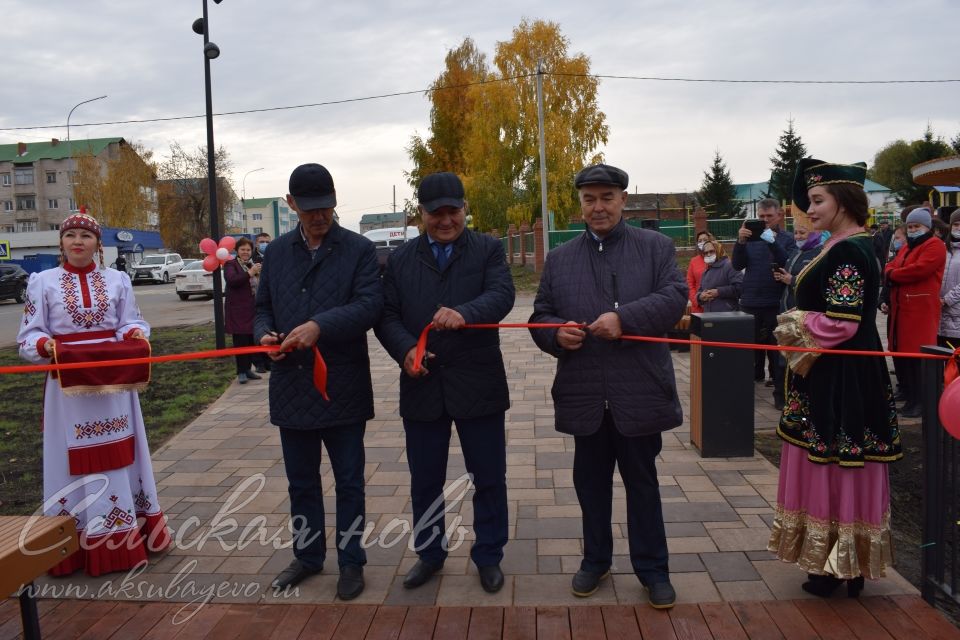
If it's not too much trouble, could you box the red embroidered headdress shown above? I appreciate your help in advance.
[60,206,102,239]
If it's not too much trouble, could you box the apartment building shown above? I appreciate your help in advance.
[242,197,296,237]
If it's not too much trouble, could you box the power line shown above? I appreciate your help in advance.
[2,70,958,134]
[0,73,536,133]
[553,72,960,85]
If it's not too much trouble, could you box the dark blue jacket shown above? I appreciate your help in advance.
[375,230,515,421]
[254,223,383,429]
[529,220,687,437]
[731,228,796,308]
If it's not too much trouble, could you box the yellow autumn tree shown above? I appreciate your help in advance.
[72,141,156,227]
[406,20,608,231]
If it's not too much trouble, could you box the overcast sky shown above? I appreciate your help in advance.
[3,0,958,231]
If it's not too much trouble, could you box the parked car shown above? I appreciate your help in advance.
[174,260,224,300]
[0,264,29,303]
[131,253,185,284]
[362,226,420,273]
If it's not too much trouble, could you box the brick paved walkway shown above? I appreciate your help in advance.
[29,295,917,608]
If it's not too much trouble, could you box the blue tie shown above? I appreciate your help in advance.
[435,243,449,269]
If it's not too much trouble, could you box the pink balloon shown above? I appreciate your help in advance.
[940,378,960,440]
[218,236,236,251]
[199,238,217,255]
[215,247,230,261]
[202,255,220,272]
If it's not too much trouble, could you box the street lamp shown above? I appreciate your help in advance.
[241,167,264,202]
[66,95,107,211]
[193,0,226,349]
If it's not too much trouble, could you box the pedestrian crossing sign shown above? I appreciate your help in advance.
[0,240,8,260]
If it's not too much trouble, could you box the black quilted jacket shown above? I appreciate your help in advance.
[254,223,383,429]
[375,230,515,421]
[529,221,687,436]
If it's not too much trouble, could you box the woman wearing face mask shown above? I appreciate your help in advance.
[687,231,713,313]
[774,226,824,312]
[224,237,264,383]
[695,240,742,312]
[939,210,960,348]
[16,210,170,576]
[883,208,946,418]
[769,159,901,599]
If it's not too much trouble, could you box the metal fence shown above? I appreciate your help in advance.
[920,345,959,610]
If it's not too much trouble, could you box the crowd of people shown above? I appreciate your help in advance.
[17,156,960,610]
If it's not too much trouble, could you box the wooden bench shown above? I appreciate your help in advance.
[0,515,78,640]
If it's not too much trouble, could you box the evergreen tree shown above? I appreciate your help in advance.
[768,118,807,203]
[697,150,740,218]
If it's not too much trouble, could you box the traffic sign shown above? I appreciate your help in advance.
[0,240,9,260]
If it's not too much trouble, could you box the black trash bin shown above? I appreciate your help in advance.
[689,312,755,457]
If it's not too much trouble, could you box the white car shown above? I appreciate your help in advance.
[175,260,224,300]
[132,253,185,284]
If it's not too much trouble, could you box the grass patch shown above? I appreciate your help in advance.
[0,323,235,515]
[511,265,542,295]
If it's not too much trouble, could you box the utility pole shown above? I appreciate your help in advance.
[536,60,550,255]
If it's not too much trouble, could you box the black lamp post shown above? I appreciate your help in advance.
[193,0,226,349]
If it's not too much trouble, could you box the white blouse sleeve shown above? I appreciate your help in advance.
[16,273,52,363]
[114,271,151,339]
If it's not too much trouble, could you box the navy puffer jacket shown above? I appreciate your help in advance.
[254,223,383,429]
[375,230,515,421]
[529,221,687,437]
[731,229,796,308]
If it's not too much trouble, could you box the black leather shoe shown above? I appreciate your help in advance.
[571,569,609,597]
[646,581,676,609]
[847,576,864,598]
[337,565,364,600]
[478,564,504,593]
[403,559,443,589]
[801,573,842,598]
[272,559,321,589]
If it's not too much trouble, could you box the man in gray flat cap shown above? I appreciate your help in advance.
[528,163,687,609]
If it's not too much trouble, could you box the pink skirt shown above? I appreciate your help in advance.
[767,442,893,579]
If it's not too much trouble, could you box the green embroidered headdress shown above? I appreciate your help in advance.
[792,158,867,211]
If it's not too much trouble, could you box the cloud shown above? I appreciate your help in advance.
[3,0,959,229]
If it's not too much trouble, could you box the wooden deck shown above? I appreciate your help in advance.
[1,595,957,639]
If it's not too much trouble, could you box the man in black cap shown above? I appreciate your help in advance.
[529,163,686,609]
[255,163,383,600]
[375,171,515,594]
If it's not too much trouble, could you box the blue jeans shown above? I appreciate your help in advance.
[574,412,669,585]
[403,412,508,567]
[278,423,366,570]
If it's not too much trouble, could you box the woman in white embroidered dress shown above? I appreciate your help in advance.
[17,211,170,577]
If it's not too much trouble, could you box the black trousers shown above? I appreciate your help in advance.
[278,423,367,570]
[896,357,921,408]
[403,411,508,567]
[231,333,254,374]
[741,305,780,381]
[573,412,669,585]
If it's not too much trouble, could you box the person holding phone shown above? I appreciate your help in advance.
[696,240,742,311]
[733,199,797,409]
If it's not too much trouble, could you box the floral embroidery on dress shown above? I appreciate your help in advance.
[60,270,109,328]
[834,431,862,458]
[825,263,863,309]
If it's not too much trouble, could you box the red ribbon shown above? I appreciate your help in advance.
[411,322,952,373]
[312,345,329,402]
[0,344,332,401]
